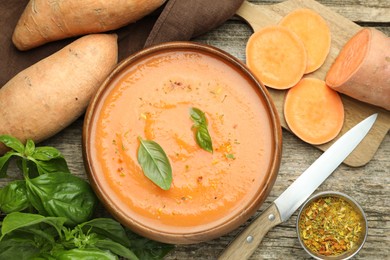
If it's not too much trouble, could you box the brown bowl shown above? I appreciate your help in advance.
[82,42,282,244]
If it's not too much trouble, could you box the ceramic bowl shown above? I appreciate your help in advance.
[82,42,282,244]
[297,191,368,260]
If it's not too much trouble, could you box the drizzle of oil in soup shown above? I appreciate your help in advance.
[91,50,274,233]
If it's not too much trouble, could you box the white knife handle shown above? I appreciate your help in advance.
[218,203,282,260]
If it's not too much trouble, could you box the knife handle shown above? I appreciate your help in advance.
[218,203,282,260]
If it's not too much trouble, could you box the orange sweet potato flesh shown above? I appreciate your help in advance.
[279,8,331,74]
[12,0,166,50]
[246,25,307,90]
[326,28,390,110]
[0,34,118,154]
[284,78,344,145]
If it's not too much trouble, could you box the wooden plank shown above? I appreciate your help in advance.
[249,0,390,23]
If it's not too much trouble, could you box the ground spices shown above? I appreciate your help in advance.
[298,195,364,256]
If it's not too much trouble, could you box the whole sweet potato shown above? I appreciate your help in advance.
[12,0,166,50]
[0,34,118,154]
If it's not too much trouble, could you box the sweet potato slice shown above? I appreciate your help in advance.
[0,34,118,154]
[284,78,344,145]
[12,0,166,50]
[246,25,307,90]
[326,28,390,110]
[279,8,331,74]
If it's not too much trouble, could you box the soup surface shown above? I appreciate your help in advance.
[89,48,274,233]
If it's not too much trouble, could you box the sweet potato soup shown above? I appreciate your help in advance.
[88,47,276,234]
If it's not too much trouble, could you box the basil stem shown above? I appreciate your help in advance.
[189,107,213,153]
[137,137,172,190]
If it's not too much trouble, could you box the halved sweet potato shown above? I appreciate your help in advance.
[326,28,390,110]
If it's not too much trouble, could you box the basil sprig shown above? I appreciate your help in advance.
[0,212,173,259]
[137,137,172,190]
[0,135,173,259]
[0,135,97,225]
[189,107,213,153]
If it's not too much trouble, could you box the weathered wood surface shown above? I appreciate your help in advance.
[249,0,390,23]
[1,0,389,259]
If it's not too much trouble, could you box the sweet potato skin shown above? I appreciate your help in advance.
[0,34,118,154]
[12,0,166,50]
[326,28,390,110]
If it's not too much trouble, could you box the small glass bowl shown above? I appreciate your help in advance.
[297,191,368,260]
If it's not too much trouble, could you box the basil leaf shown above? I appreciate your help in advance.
[189,107,213,153]
[20,226,57,245]
[33,146,63,161]
[0,214,62,258]
[189,107,207,126]
[137,137,172,190]
[125,229,174,260]
[24,139,35,157]
[95,239,139,260]
[0,180,30,213]
[0,212,66,240]
[79,218,172,259]
[79,218,131,246]
[0,151,16,178]
[54,248,118,260]
[26,172,97,226]
[0,135,24,154]
[0,236,42,259]
[34,157,70,175]
[195,124,213,153]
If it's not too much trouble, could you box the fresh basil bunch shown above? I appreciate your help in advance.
[0,135,97,225]
[0,212,173,259]
[0,135,173,259]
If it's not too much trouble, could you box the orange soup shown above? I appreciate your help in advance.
[87,46,278,235]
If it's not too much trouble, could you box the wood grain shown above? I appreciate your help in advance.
[249,0,390,23]
[0,0,388,259]
[236,0,390,167]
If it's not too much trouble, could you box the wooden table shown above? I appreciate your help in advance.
[3,0,389,259]
[167,1,389,259]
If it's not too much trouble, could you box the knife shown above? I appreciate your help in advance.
[218,113,378,260]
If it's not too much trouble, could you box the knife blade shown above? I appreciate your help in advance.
[218,113,378,260]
